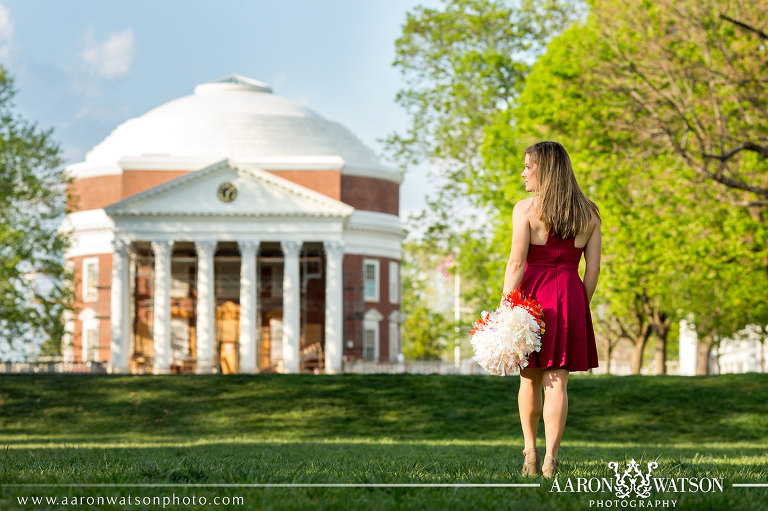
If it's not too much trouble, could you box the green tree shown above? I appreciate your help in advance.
[489,4,768,374]
[472,17,688,374]
[584,0,768,206]
[400,238,454,360]
[571,0,768,373]
[391,0,585,364]
[0,67,73,358]
[388,0,584,194]
[396,0,768,372]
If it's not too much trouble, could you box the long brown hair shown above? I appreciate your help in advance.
[525,141,600,239]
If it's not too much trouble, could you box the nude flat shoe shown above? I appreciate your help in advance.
[542,455,560,478]
[521,447,541,476]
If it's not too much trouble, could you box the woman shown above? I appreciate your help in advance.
[501,141,601,478]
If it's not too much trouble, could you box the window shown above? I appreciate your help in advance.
[362,309,383,361]
[82,257,99,302]
[84,324,100,362]
[388,261,399,304]
[363,259,379,302]
[363,327,377,361]
[389,320,399,361]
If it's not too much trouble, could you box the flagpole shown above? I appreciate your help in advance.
[454,247,461,369]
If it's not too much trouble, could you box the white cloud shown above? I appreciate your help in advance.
[0,3,13,60]
[80,27,134,79]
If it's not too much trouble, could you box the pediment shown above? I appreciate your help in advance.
[104,159,354,218]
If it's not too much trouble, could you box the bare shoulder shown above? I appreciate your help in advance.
[591,210,602,231]
[586,210,602,246]
[512,198,533,234]
[514,197,533,215]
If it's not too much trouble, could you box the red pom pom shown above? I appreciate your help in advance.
[501,289,546,335]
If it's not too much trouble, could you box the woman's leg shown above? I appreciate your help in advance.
[518,367,544,449]
[542,368,569,458]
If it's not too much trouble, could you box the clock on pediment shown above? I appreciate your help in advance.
[217,182,238,203]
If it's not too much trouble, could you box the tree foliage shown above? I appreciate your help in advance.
[500,6,768,373]
[391,0,585,359]
[400,239,453,360]
[0,67,73,358]
[388,0,584,179]
[585,0,768,205]
[392,0,768,373]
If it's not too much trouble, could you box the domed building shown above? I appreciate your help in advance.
[60,74,404,374]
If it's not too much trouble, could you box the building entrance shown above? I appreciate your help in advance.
[215,251,240,374]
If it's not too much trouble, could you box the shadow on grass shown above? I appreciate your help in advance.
[1,373,767,446]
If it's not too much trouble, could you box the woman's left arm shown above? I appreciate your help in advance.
[502,201,530,296]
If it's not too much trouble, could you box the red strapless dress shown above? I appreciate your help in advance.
[519,232,599,371]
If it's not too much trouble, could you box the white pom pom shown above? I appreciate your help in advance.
[470,304,543,376]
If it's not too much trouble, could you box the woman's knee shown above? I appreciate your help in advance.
[520,367,544,384]
[542,368,569,390]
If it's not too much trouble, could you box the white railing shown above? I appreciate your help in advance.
[342,359,630,376]
[0,361,106,374]
[342,359,485,375]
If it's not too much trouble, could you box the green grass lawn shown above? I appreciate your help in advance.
[1,373,767,510]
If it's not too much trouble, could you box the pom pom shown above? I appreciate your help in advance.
[468,289,545,376]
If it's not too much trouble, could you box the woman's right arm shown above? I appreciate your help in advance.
[501,200,530,296]
[582,216,601,304]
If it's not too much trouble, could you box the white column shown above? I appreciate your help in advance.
[323,241,344,374]
[281,240,301,374]
[110,238,131,373]
[127,251,136,366]
[151,240,174,374]
[195,240,217,374]
[679,313,697,376]
[239,240,259,374]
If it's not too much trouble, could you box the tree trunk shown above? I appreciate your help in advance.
[640,295,671,375]
[652,316,671,375]
[630,326,652,374]
[696,335,713,375]
[654,335,667,375]
[630,338,645,374]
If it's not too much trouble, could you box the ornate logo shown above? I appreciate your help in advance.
[217,182,238,203]
[607,458,658,499]
[549,456,723,508]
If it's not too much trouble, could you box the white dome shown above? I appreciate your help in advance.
[82,74,394,177]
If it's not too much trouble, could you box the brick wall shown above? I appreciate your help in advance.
[340,175,399,215]
[343,254,401,362]
[67,169,398,215]
[67,253,113,363]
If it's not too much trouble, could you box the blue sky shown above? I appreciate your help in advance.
[0,0,443,218]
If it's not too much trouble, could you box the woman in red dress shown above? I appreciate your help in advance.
[501,141,602,478]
